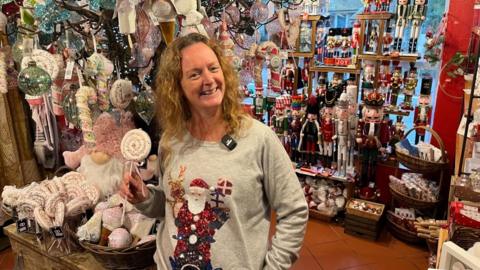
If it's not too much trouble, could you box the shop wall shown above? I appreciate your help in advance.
[432,0,475,172]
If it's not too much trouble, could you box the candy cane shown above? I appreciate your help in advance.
[85,53,113,111]
[75,86,97,148]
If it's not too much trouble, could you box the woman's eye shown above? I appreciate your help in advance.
[210,66,220,72]
[189,73,200,79]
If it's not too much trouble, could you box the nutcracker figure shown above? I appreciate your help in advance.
[347,86,359,174]
[389,115,405,155]
[330,73,344,98]
[356,91,390,186]
[351,21,361,57]
[383,26,393,54]
[253,91,266,121]
[363,0,374,13]
[362,81,375,101]
[320,90,336,164]
[379,60,392,96]
[346,76,358,104]
[414,76,432,143]
[393,0,410,52]
[334,93,350,176]
[381,0,391,11]
[315,20,326,64]
[375,0,382,11]
[302,60,310,88]
[316,76,328,110]
[299,21,312,52]
[401,64,417,110]
[408,0,428,53]
[290,109,303,161]
[326,28,336,59]
[363,61,375,83]
[281,58,295,93]
[340,28,352,58]
[299,96,322,165]
[389,65,402,108]
[367,25,379,52]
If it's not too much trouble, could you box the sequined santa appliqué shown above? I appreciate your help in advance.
[167,166,232,270]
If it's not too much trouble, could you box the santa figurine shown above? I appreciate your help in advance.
[170,178,231,270]
[414,75,432,143]
[299,95,322,165]
[356,91,390,187]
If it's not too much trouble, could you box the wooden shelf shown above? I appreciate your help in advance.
[356,12,394,20]
[289,51,315,58]
[310,65,360,74]
[384,108,411,116]
[358,53,419,62]
[295,168,351,183]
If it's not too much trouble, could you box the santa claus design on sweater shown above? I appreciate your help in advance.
[168,169,233,270]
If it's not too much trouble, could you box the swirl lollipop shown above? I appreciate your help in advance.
[121,129,151,197]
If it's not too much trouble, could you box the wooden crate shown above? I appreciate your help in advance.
[344,213,384,241]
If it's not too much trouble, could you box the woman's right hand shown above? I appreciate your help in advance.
[119,172,150,204]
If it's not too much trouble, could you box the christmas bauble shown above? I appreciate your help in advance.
[18,61,52,96]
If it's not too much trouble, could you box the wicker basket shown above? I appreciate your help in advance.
[450,225,480,251]
[389,183,439,209]
[386,212,423,244]
[346,199,385,221]
[309,208,336,221]
[79,240,156,270]
[395,126,448,173]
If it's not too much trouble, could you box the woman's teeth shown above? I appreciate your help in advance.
[200,88,217,96]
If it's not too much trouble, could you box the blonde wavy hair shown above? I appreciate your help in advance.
[155,33,250,168]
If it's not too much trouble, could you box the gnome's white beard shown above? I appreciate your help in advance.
[187,195,206,215]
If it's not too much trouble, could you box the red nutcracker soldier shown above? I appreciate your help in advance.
[340,28,352,59]
[351,21,361,56]
[299,96,322,165]
[302,60,310,88]
[414,76,432,143]
[356,91,390,187]
[375,0,382,12]
[281,58,295,94]
[320,90,336,165]
[383,26,394,54]
[325,28,336,63]
[379,60,392,96]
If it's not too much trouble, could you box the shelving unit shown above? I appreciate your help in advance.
[457,26,480,176]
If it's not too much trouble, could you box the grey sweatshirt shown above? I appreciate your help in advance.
[135,119,308,270]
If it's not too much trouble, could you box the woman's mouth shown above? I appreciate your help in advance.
[200,88,219,96]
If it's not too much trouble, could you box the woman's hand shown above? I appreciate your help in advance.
[119,172,150,204]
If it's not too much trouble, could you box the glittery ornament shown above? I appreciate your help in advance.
[17,61,52,96]
[134,88,156,125]
[266,19,282,35]
[2,1,19,16]
[34,0,70,34]
[239,69,253,86]
[57,29,85,53]
[225,5,240,25]
[250,0,268,23]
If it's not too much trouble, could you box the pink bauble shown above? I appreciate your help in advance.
[108,228,132,249]
[201,17,216,38]
[225,5,240,25]
[250,1,269,23]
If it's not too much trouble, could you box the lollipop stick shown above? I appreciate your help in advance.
[129,161,146,197]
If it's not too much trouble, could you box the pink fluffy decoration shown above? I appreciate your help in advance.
[92,112,135,160]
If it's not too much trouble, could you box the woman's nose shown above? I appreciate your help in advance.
[202,71,215,85]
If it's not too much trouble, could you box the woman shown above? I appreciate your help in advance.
[120,33,308,270]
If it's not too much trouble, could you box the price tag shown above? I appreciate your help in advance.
[64,61,75,80]
[50,226,65,239]
[16,219,28,233]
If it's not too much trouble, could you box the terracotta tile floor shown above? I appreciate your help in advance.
[0,219,429,270]
[291,219,430,270]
